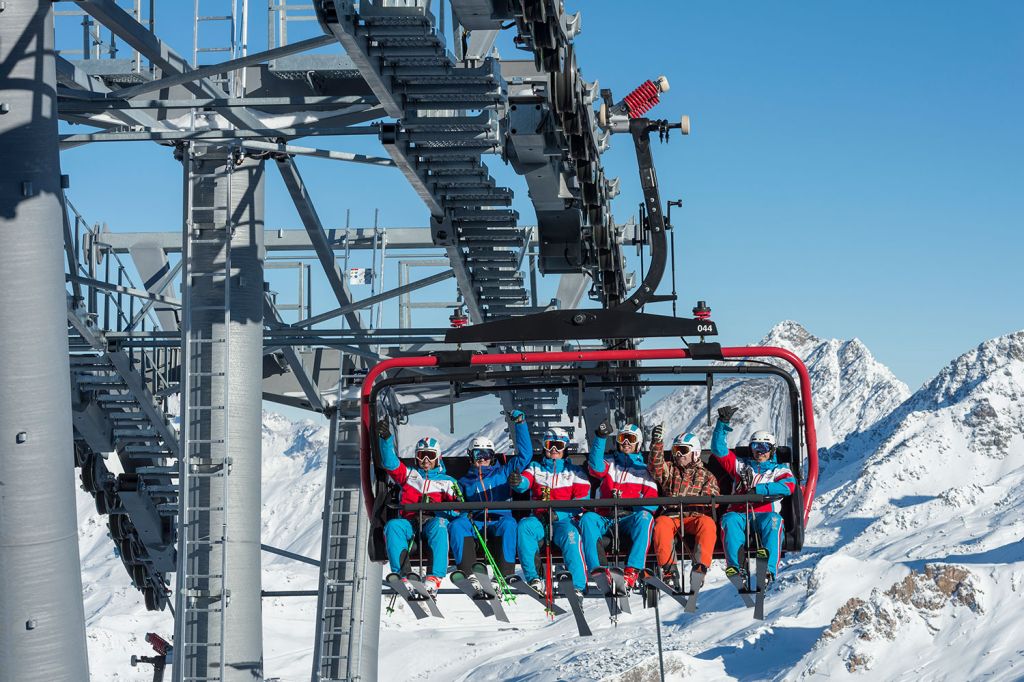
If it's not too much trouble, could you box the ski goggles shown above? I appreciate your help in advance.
[543,439,567,452]
[470,448,495,461]
[415,449,440,462]
[616,432,640,446]
[671,444,697,456]
[750,441,774,454]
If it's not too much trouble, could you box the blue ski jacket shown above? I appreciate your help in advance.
[457,421,532,520]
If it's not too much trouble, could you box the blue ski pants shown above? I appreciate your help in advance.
[385,516,450,579]
[517,515,588,590]
[449,512,518,565]
[580,510,654,571]
[721,511,785,576]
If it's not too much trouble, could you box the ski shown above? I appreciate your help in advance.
[404,573,444,618]
[384,573,430,620]
[472,563,510,623]
[590,568,620,623]
[727,571,755,608]
[606,567,632,614]
[685,569,705,613]
[449,570,495,618]
[754,554,769,620]
[557,573,592,637]
[641,572,688,610]
[507,576,567,616]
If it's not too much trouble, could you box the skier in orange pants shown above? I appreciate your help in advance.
[648,429,720,589]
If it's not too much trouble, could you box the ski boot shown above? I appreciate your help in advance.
[467,573,487,598]
[424,575,442,598]
[528,578,545,595]
[623,567,643,593]
[660,565,681,592]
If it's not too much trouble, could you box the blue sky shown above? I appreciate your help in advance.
[60,1,1023,405]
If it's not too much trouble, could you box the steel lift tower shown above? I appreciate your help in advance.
[0,1,90,678]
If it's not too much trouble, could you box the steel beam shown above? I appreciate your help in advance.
[275,156,364,330]
[0,3,90,678]
[108,35,337,100]
[59,125,379,148]
[291,269,454,329]
[98,227,448,253]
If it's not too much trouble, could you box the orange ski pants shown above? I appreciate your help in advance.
[652,514,716,569]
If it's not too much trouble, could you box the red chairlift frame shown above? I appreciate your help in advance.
[359,346,819,525]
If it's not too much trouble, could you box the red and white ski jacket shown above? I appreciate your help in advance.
[587,436,659,516]
[710,421,796,514]
[512,457,591,522]
[380,436,459,520]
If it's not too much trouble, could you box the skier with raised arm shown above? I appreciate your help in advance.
[648,429,720,590]
[711,405,796,590]
[378,420,460,597]
[510,427,592,596]
[581,421,659,591]
[449,409,533,593]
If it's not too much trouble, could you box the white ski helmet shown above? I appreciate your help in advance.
[749,430,776,454]
[468,436,496,458]
[617,423,643,448]
[671,432,701,455]
[543,427,570,448]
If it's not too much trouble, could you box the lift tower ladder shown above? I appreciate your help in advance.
[193,0,244,95]
[173,143,235,682]
[312,396,376,682]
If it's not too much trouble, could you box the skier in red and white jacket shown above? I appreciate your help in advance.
[378,420,459,596]
[581,422,660,589]
[711,405,797,589]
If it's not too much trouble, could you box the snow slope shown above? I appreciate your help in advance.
[80,326,1024,680]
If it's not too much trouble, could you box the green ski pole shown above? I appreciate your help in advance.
[453,482,517,604]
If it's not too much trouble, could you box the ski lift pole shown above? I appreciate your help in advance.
[653,587,666,682]
[667,199,682,318]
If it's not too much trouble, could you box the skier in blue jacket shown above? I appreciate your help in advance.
[711,405,797,589]
[449,409,533,579]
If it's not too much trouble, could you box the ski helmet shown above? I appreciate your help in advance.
[671,432,701,456]
[749,430,776,455]
[468,436,496,460]
[617,423,643,449]
[415,436,442,459]
[543,427,570,451]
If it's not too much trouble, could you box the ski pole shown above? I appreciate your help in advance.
[452,482,516,603]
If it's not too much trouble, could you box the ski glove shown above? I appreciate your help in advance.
[376,418,391,440]
[651,424,664,444]
[717,405,738,423]
[739,466,755,491]
[509,409,526,424]
[595,421,612,438]
[508,470,523,488]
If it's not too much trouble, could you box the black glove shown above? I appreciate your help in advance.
[509,409,526,424]
[508,470,523,488]
[651,424,664,444]
[376,418,391,440]
[595,421,612,438]
[717,405,738,423]
[739,466,754,491]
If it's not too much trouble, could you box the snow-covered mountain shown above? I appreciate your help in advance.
[80,326,1024,681]
[645,321,910,451]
